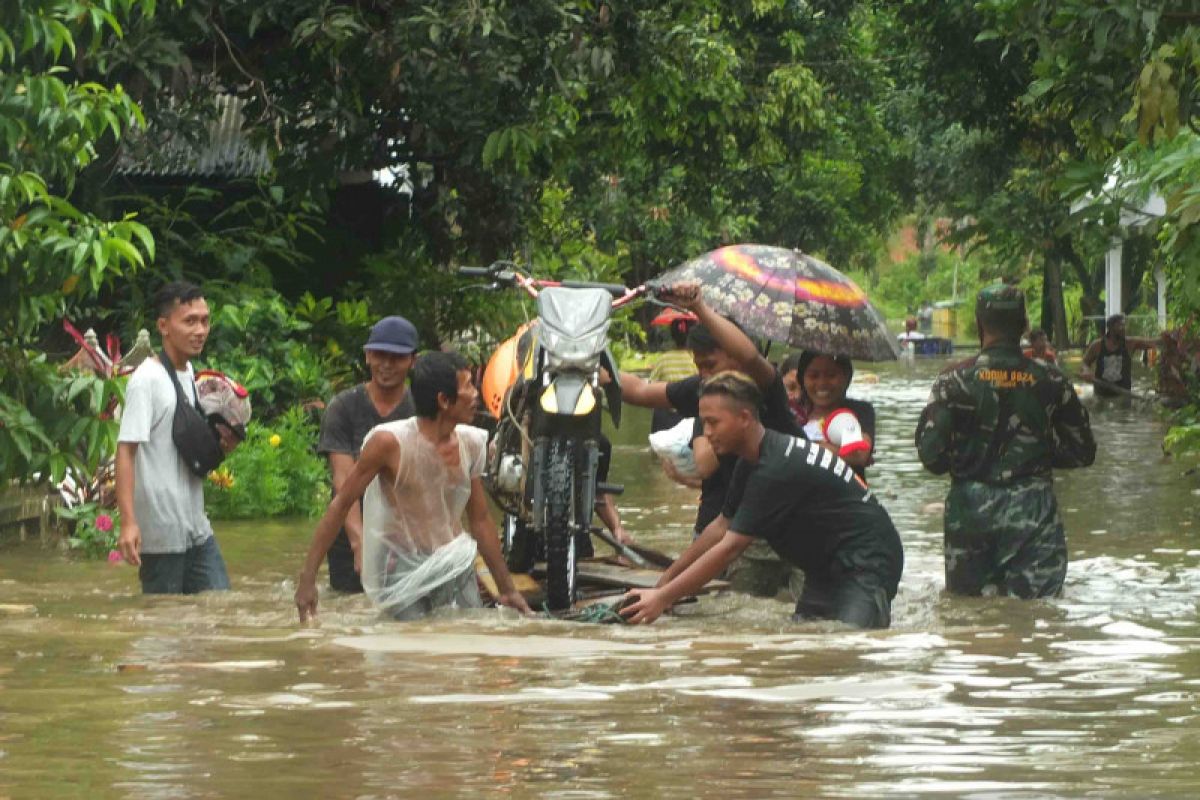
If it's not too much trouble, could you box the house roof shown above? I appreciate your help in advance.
[116,94,271,179]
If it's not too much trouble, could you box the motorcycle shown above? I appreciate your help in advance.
[458,262,651,610]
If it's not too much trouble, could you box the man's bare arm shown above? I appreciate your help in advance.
[328,452,365,571]
[660,457,703,489]
[295,433,397,621]
[666,284,776,388]
[466,478,532,613]
[624,530,754,623]
[691,435,720,479]
[114,442,141,566]
[656,514,731,587]
[617,371,674,409]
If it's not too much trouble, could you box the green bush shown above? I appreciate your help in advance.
[206,407,329,519]
[1164,422,1200,455]
[201,286,372,418]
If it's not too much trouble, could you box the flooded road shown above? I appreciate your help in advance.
[3,357,1200,798]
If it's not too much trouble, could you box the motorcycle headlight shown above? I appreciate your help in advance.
[542,328,607,371]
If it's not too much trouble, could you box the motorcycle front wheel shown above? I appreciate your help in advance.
[543,438,578,610]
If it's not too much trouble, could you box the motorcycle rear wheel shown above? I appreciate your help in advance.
[543,439,578,610]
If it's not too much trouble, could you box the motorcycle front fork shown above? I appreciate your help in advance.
[529,435,600,534]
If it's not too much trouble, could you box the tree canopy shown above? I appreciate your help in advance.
[4,0,1200,482]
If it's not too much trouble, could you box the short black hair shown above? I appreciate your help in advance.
[153,281,204,319]
[977,306,1027,342]
[699,371,761,419]
[686,316,744,355]
[1029,327,1048,342]
[1106,313,1126,332]
[410,350,469,418]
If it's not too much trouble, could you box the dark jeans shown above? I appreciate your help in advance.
[139,536,231,595]
[388,567,482,620]
[792,565,892,629]
[327,528,364,593]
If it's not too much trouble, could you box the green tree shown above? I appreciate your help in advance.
[96,2,910,311]
[1,0,155,484]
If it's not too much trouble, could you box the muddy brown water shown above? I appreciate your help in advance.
[3,357,1199,798]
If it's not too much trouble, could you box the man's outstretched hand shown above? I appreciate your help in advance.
[498,589,533,615]
[295,578,319,624]
[619,587,671,624]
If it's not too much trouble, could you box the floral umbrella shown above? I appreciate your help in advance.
[653,244,899,361]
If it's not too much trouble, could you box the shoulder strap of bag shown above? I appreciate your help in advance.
[160,351,201,412]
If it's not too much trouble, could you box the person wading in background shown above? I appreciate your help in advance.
[1081,314,1156,398]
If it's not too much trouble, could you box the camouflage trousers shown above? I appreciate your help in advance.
[726,538,805,600]
[944,478,1066,599]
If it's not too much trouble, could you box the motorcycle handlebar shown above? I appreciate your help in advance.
[559,279,630,296]
[457,263,643,299]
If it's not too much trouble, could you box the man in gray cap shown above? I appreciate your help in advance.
[915,284,1096,599]
[316,316,418,593]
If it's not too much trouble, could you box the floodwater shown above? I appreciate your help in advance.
[3,356,1200,798]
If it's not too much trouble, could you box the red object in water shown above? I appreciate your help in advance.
[650,308,699,327]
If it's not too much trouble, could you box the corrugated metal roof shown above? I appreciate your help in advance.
[117,94,271,179]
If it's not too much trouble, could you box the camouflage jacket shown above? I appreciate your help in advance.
[915,344,1096,485]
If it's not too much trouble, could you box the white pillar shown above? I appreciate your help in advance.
[1105,237,1123,320]
[1156,266,1167,330]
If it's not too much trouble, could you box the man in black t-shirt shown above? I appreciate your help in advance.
[316,316,418,592]
[620,284,803,597]
[621,372,903,629]
[1081,313,1157,398]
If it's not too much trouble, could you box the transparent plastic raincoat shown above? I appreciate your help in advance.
[360,418,489,618]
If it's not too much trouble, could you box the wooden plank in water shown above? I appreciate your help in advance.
[474,556,543,603]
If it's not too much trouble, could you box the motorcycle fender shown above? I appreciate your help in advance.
[600,347,622,428]
[540,374,595,416]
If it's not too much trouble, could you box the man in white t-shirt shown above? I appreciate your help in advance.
[115,282,238,594]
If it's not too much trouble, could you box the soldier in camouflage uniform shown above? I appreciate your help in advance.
[915,284,1096,598]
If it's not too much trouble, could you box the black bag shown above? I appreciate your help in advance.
[163,353,225,477]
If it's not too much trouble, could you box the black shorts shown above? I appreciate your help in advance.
[327,528,363,593]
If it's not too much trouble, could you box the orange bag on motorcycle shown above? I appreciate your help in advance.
[481,322,537,419]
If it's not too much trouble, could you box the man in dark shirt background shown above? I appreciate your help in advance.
[316,316,417,592]
[1081,313,1157,398]
[621,372,903,629]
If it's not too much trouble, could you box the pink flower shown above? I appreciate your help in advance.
[95,514,114,532]
[107,550,123,564]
